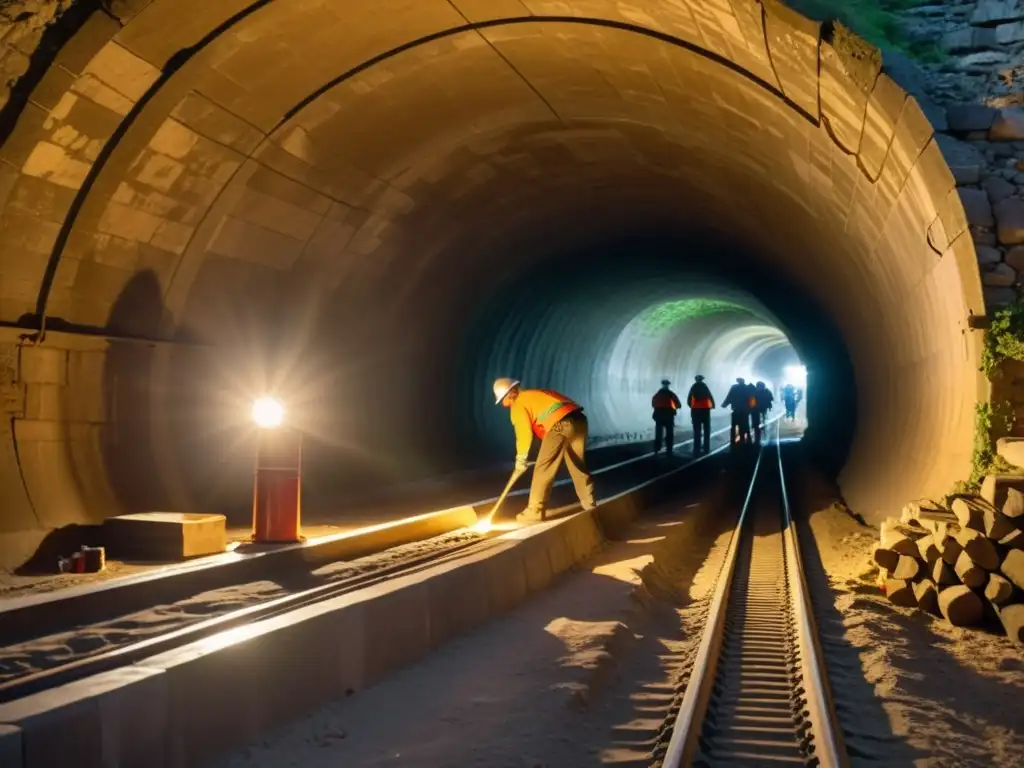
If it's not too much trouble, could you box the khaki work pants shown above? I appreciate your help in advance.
[528,411,595,514]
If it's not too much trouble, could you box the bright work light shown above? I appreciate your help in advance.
[252,397,284,428]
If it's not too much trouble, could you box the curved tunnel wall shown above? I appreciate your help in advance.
[0,0,988,567]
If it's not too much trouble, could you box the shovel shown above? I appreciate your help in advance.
[480,462,531,527]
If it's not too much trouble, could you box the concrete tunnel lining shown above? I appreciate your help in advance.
[0,0,988,569]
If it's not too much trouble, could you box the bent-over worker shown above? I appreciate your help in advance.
[493,378,596,523]
[651,379,683,456]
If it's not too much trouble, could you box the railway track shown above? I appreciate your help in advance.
[0,423,745,705]
[658,423,846,768]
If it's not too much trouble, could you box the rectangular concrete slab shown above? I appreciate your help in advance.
[103,511,227,560]
[0,666,166,768]
[0,725,22,768]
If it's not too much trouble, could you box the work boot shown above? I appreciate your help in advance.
[516,507,545,524]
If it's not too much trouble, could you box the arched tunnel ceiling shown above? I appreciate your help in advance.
[0,0,993,565]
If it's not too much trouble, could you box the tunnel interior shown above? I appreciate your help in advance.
[457,233,846,466]
[0,1,986,567]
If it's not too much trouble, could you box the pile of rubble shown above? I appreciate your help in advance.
[874,476,1024,644]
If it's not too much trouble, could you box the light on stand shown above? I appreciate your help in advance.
[250,397,302,544]
[252,397,284,428]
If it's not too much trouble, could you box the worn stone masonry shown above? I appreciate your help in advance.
[889,1,1024,443]
[886,1,1024,311]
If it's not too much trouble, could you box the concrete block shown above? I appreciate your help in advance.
[21,142,90,191]
[562,512,603,563]
[82,42,160,102]
[426,556,491,649]
[157,641,261,768]
[19,346,67,385]
[171,92,265,155]
[481,544,528,616]
[361,580,431,683]
[29,65,77,113]
[519,533,554,594]
[544,523,573,576]
[858,74,906,181]
[819,30,882,154]
[762,0,820,118]
[248,601,367,733]
[0,725,22,768]
[103,512,227,560]
[54,11,121,76]
[0,666,166,768]
[24,383,62,421]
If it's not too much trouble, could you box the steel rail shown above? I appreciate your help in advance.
[777,433,847,767]
[659,432,765,766]
[660,422,846,767]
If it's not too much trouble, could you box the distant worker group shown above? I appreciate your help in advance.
[657,376,778,454]
[490,373,800,525]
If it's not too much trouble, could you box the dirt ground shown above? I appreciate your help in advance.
[796,467,1024,767]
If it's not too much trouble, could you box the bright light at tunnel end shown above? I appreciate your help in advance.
[783,365,807,389]
[252,397,285,429]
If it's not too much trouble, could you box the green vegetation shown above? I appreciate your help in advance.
[950,403,1011,496]
[786,0,946,63]
[982,301,1024,379]
[948,302,1024,496]
[637,299,748,333]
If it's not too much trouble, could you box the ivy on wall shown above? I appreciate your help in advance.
[637,299,748,333]
[955,302,1024,494]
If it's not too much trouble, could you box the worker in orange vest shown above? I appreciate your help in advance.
[651,379,683,456]
[686,374,716,455]
[722,377,753,445]
[493,378,596,523]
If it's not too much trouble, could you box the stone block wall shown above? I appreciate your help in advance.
[906,0,1024,108]
[894,1,1024,446]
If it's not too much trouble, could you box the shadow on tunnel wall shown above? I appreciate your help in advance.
[101,270,175,516]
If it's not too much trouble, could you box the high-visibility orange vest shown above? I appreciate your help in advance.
[652,391,678,410]
[747,394,758,409]
[514,389,581,439]
[690,397,713,410]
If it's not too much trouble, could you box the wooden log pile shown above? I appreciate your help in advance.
[873,486,1024,645]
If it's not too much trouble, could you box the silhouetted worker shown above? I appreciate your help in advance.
[493,378,596,523]
[753,381,774,443]
[651,379,683,456]
[687,374,715,455]
[723,377,753,445]
[782,383,797,420]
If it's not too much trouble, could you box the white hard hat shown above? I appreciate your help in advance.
[493,377,520,404]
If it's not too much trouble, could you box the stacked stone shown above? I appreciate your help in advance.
[873,476,1024,644]
[884,2,1024,307]
[939,104,1024,307]
[926,0,1024,108]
